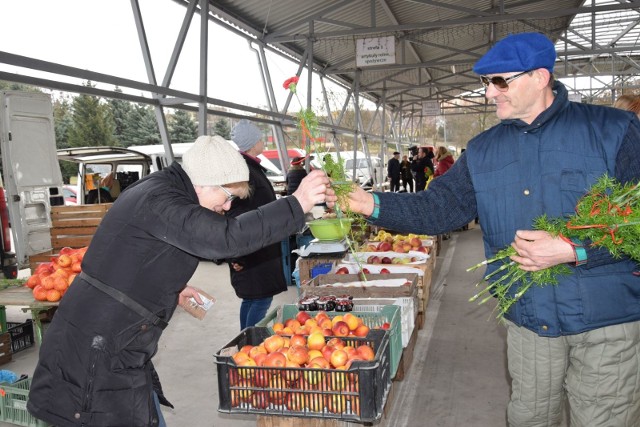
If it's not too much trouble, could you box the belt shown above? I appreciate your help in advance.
[79,272,168,330]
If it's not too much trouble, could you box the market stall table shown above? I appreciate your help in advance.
[0,285,58,345]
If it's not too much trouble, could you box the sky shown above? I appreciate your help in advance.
[0,0,328,110]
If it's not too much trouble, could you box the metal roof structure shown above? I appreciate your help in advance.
[2,0,640,166]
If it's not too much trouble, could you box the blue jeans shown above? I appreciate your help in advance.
[153,392,167,427]
[240,297,273,330]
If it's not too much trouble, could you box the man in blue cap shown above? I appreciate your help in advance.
[324,32,640,426]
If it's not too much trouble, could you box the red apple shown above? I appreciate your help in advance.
[335,267,350,274]
[381,257,392,264]
[378,242,392,252]
[361,268,370,274]
[296,310,311,325]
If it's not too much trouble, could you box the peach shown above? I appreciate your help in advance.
[284,318,301,330]
[263,335,285,353]
[253,352,267,367]
[327,337,345,350]
[343,313,360,331]
[308,356,330,369]
[353,324,370,337]
[307,331,325,351]
[232,351,249,365]
[296,311,312,325]
[249,345,267,360]
[263,351,287,368]
[290,334,307,347]
[330,349,348,368]
[287,345,309,366]
[308,349,323,361]
[320,344,335,362]
[356,344,375,361]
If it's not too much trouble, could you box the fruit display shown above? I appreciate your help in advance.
[26,247,87,302]
[222,323,390,419]
[272,310,371,338]
[366,231,432,254]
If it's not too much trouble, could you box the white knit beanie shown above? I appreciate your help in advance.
[231,119,262,152]
[182,135,249,186]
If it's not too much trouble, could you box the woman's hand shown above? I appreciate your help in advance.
[292,170,331,212]
[178,285,205,307]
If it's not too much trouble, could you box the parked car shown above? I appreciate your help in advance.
[63,185,78,205]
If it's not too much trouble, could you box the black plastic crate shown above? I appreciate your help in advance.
[214,327,391,423]
[7,320,35,354]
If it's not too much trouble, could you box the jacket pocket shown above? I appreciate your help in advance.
[110,318,163,371]
[578,269,640,324]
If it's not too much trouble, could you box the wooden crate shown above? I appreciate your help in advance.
[28,204,112,272]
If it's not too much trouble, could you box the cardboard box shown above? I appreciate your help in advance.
[297,255,342,283]
[300,273,419,300]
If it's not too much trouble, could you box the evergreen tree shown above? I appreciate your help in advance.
[169,109,198,143]
[107,88,133,146]
[67,82,116,147]
[124,104,161,146]
[212,118,231,139]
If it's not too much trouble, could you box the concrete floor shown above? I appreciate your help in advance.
[0,227,564,427]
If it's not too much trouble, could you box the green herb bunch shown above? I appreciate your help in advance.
[468,175,640,319]
[283,75,368,254]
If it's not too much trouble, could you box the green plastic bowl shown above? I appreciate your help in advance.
[307,218,353,241]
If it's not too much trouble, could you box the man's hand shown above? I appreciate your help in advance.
[325,184,375,217]
[231,262,244,272]
[510,230,576,271]
[292,170,331,212]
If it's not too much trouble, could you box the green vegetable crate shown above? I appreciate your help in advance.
[0,378,48,427]
[258,304,402,379]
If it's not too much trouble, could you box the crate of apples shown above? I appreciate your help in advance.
[25,247,87,302]
[215,324,391,422]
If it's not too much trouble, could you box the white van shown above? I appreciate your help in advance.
[312,151,385,189]
[57,141,286,205]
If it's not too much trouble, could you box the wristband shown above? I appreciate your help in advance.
[369,193,380,220]
[571,238,587,266]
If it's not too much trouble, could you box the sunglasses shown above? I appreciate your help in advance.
[480,70,532,91]
[217,185,237,203]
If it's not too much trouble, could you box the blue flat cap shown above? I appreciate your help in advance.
[473,32,556,75]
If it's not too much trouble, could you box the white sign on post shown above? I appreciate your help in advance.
[356,36,396,67]
[568,93,582,103]
[422,101,441,116]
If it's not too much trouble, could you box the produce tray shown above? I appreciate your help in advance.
[352,298,416,348]
[258,304,402,379]
[215,327,391,423]
[0,377,48,427]
[300,273,418,299]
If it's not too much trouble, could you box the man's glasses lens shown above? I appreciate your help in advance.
[218,186,237,202]
[480,70,531,91]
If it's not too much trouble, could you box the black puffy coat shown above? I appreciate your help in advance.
[226,154,287,299]
[27,162,305,427]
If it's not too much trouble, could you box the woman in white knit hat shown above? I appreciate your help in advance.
[27,135,330,427]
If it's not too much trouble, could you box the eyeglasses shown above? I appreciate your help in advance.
[217,186,237,203]
[480,70,532,92]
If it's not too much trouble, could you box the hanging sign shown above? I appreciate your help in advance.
[422,100,441,116]
[356,36,396,67]
[568,93,582,103]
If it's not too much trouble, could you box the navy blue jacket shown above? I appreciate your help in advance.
[369,82,640,336]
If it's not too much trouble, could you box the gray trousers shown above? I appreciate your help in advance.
[506,319,640,427]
